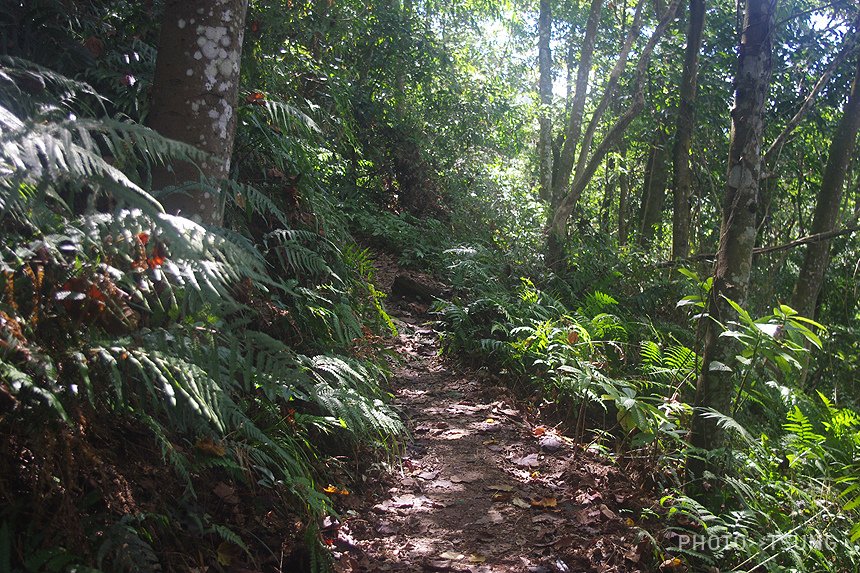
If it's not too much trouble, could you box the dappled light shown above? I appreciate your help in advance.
[1,0,859,572]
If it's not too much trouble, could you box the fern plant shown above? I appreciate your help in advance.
[0,59,404,572]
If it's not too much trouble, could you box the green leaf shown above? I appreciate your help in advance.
[723,296,754,326]
[708,361,732,372]
[677,295,704,308]
[776,304,798,317]
[789,315,826,331]
[844,494,860,512]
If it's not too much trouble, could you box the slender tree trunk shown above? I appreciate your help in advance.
[600,156,616,233]
[791,54,860,318]
[572,0,647,186]
[639,132,670,248]
[688,0,775,482]
[671,0,705,259]
[552,0,604,205]
[547,0,680,253]
[853,177,860,226]
[618,143,630,245]
[394,0,412,117]
[538,0,553,203]
[148,0,249,226]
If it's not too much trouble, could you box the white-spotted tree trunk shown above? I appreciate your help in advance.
[688,0,775,480]
[148,0,249,226]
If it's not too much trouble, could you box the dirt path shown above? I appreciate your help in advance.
[329,306,656,573]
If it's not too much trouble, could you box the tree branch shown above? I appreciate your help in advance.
[552,0,605,203]
[549,0,681,237]
[572,0,646,184]
[762,13,860,171]
[657,225,860,267]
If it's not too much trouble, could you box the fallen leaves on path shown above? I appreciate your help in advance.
[328,297,661,573]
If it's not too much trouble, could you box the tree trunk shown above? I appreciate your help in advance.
[394,0,413,117]
[671,0,705,259]
[638,132,670,248]
[571,0,647,187]
[791,54,860,318]
[546,0,679,253]
[600,155,616,233]
[552,0,604,205]
[618,143,630,246]
[148,0,249,226]
[537,0,553,203]
[688,0,775,482]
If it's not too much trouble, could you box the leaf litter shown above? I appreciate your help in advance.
[327,288,664,573]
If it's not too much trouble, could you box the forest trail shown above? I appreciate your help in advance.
[329,288,656,573]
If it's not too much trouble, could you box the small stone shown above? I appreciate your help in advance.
[513,453,540,468]
[538,435,564,452]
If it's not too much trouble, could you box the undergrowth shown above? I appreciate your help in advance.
[0,57,403,572]
[433,241,860,571]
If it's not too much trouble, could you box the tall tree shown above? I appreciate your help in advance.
[546,0,680,266]
[791,53,860,318]
[148,0,249,226]
[538,0,554,203]
[618,143,631,245]
[688,0,775,478]
[670,0,705,259]
[551,0,604,205]
[638,129,670,248]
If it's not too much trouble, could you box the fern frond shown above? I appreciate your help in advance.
[697,408,756,446]
[261,99,321,135]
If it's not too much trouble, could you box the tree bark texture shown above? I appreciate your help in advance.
[148,0,249,226]
[618,143,630,246]
[538,0,554,203]
[572,0,647,188]
[791,54,860,318]
[639,131,670,248]
[671,0,705,259]
[688,0,775,480]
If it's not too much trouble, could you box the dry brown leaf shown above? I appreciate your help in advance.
[513,453,540,468]
[599,504,617,519]
[659,557,684,571]
[323,485,350,495]
[195,436,226,457]
[467,554,486,563]
[530,497,557,508]
[532,426,547,436]
[439,551,464,560]
[512,497,531,509]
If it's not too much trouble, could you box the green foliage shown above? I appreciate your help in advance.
[658,397,860,571]
[4,0,860,571]
[0,60,403,571]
